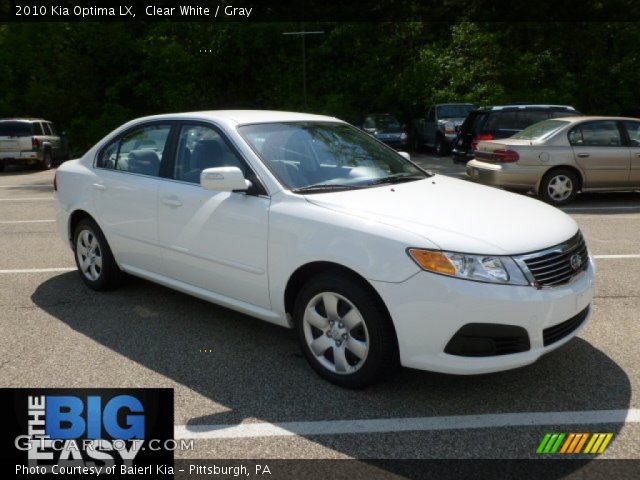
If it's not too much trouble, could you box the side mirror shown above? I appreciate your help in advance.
[61,131,68,137]
[398,151,411,161]
[201,167,252,192]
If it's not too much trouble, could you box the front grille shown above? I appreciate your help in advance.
[521,232,589,287]
[543,306,590,346]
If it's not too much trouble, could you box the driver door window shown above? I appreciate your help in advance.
[173,124,247,184]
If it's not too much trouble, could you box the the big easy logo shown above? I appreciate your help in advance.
[23,394,144,464]
[2,389,174,473]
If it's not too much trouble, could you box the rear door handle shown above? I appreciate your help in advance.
[92,183,107,191]
[577,153,590,158]
[161,196,183,208]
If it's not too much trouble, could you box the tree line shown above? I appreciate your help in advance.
[1,22,638,154]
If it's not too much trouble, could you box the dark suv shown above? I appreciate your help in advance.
[451,105,579,163]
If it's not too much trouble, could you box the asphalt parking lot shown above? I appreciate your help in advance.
[1,154,639,464]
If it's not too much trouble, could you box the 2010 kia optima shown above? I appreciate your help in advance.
[54,111,595,388]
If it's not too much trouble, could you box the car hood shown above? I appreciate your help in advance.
[304,175,578,255]
[374,129,403,135]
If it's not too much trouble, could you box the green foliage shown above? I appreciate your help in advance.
[0,21,639,154]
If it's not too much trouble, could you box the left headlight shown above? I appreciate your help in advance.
[400,132,408,141]
[407,249,530,286]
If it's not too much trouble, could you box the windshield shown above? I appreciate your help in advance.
[511,119,569,140]
[437,105,476,119]
[0,121,32,137]
[239,122,427,192]
[372,115,401,129]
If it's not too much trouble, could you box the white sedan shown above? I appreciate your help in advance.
[54,111,595,388]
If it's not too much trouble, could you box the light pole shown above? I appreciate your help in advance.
[282,29,324,109]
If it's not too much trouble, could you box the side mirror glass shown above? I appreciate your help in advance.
[398,151,411,161]
[201,167,252,192]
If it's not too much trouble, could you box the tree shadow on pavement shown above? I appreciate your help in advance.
[31,272,632,477]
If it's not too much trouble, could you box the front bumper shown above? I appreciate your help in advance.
[372,257,595,374]
[466,159,544,191]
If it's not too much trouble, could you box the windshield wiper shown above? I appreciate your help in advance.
[292,184,364,194]
[363,174,427,186]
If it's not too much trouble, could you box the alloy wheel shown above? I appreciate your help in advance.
[76,229,102,281]
[302,292,370,375]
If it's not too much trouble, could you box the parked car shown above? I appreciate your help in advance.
[55,111,594,388]
[0,118,69,171]
[466,116,640,205]
[412,103,476,156]
[452,105,579,164]
[361,113,408,149]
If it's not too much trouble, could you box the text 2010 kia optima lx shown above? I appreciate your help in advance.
[54,111,595,387]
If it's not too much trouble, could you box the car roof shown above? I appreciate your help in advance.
[435,103,475,106]
[477,105,576,111]
[133,110,341,126]
[554,115,640,123]
[0,118,49,122]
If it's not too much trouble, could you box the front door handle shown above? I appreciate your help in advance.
[577,153,590,158]
[92,183,107,191]
[161,196,183,208]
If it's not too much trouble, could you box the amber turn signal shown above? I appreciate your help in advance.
[407,249,457,276]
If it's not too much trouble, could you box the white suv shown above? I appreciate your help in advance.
[54,111,595,388]
[0,118,69,171]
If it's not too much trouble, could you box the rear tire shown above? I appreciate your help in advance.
[435,136,449,156]
[294,273,399,388]
[73,218,123,290]
[40,150,52,170]
[540,168,579,206]
[0,162,5,172]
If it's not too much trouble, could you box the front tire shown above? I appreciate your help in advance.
[73,218,122,290]
[294,273,399,388]
[540,169,579,206]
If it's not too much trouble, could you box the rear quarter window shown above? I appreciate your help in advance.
[461,112,486,134]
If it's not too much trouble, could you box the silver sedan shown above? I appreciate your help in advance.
[466,116,640,205]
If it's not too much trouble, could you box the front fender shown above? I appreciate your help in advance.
[267,194,429,317]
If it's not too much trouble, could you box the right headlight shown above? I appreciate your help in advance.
[407,249,530,286]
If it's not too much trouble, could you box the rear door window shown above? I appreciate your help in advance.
[569,121,623,147]
[33,123,44,135]
[97,123,172,176]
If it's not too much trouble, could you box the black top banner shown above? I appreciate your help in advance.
[2,0,640,22]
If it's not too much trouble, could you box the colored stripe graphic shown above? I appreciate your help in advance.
[560,433,575,453]
[539,433,613,454]
[537,433,552,453]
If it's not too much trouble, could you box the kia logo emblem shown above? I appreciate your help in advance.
[570,254,582,271]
